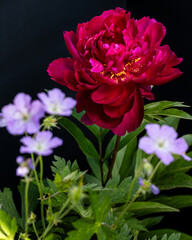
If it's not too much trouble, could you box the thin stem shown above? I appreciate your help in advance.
[40,199,71,239]
[113,189,141,229]
[148,160,161,182]
[24,177,30,235]
[105,135,121,185]
[32,222,40,239]
[98,130,104,186]
[39,155,46,230]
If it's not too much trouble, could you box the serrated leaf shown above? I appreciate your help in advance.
[89,191,111,222]
[99,177,138,205]
[66,220,97,240]
[128,202,179,217]
[58,117,99,159]
[139,229,190,240]
[0,188,22,228]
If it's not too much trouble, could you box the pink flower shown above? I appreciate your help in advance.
[48,8,182,136]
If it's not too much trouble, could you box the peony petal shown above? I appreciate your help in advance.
[47,58,78,90]
[144,22,166,49]
[76,91,91,113]
[86,101,122,129]
[91,84,123,104]
[64,31,91,67]
[90,58,104,73]
[112,87,144,136]
[104,99,133,118]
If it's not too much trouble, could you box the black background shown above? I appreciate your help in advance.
[0,0,192,235]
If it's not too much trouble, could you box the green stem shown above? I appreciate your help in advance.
[40,199,71,239]
[32,222,40,239]
[98,130,104,186]
[148,160,161,182]
[39,155,46,230]
[105,135,121,185]
[24,177,30,235]
[31,155,46,231]
[112,154,154,228]
[113,189,141,229]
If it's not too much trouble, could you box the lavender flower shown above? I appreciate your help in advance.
[139,124,191,165]
[0,113,6,127]
[2,93,44,135]
[20,131,63,156]
[38,88,76,116]
[16,156,34,177]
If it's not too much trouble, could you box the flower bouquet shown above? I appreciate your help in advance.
[0,8,192,240]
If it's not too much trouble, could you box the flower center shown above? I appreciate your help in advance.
[101,58,140,83]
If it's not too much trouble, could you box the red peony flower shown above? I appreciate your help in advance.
[48,8,182,136]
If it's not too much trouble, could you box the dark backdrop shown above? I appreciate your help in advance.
[0,0,191,235]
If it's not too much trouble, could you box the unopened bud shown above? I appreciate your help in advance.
[69,185,83,204]
[42,115,58,130]
[143,162,153,176]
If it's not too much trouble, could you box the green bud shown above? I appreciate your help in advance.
[42,115,58,130]
[69,185,83,204]
[143,162,153,176]
[28,212,36,224]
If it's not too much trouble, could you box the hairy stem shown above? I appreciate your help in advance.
[105,135,121,185]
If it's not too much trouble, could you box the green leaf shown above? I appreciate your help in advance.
[114,137,137,180]
[141,216,164,228]
[183,134,192,147]
[0,188,22,228]
[66,220,97,240]
[58,117,99,159]
[0,209,18,239]
[155,173,192,190]
[99,177,138,205]
[151,195,192,209]
[117,224,132,240]
[147,108,192,120]
[104,122,146,162]
[155,152,192,177]
[18,182,38,229]
[144,101,189,111]
[128,202,179,217]
[89,191,111,222]
[139,229,191,240]
[161,117,180,130]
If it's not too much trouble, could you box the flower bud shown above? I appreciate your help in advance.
[143,161,153,177]
[42,115,58,130]
[69,185,83,204]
